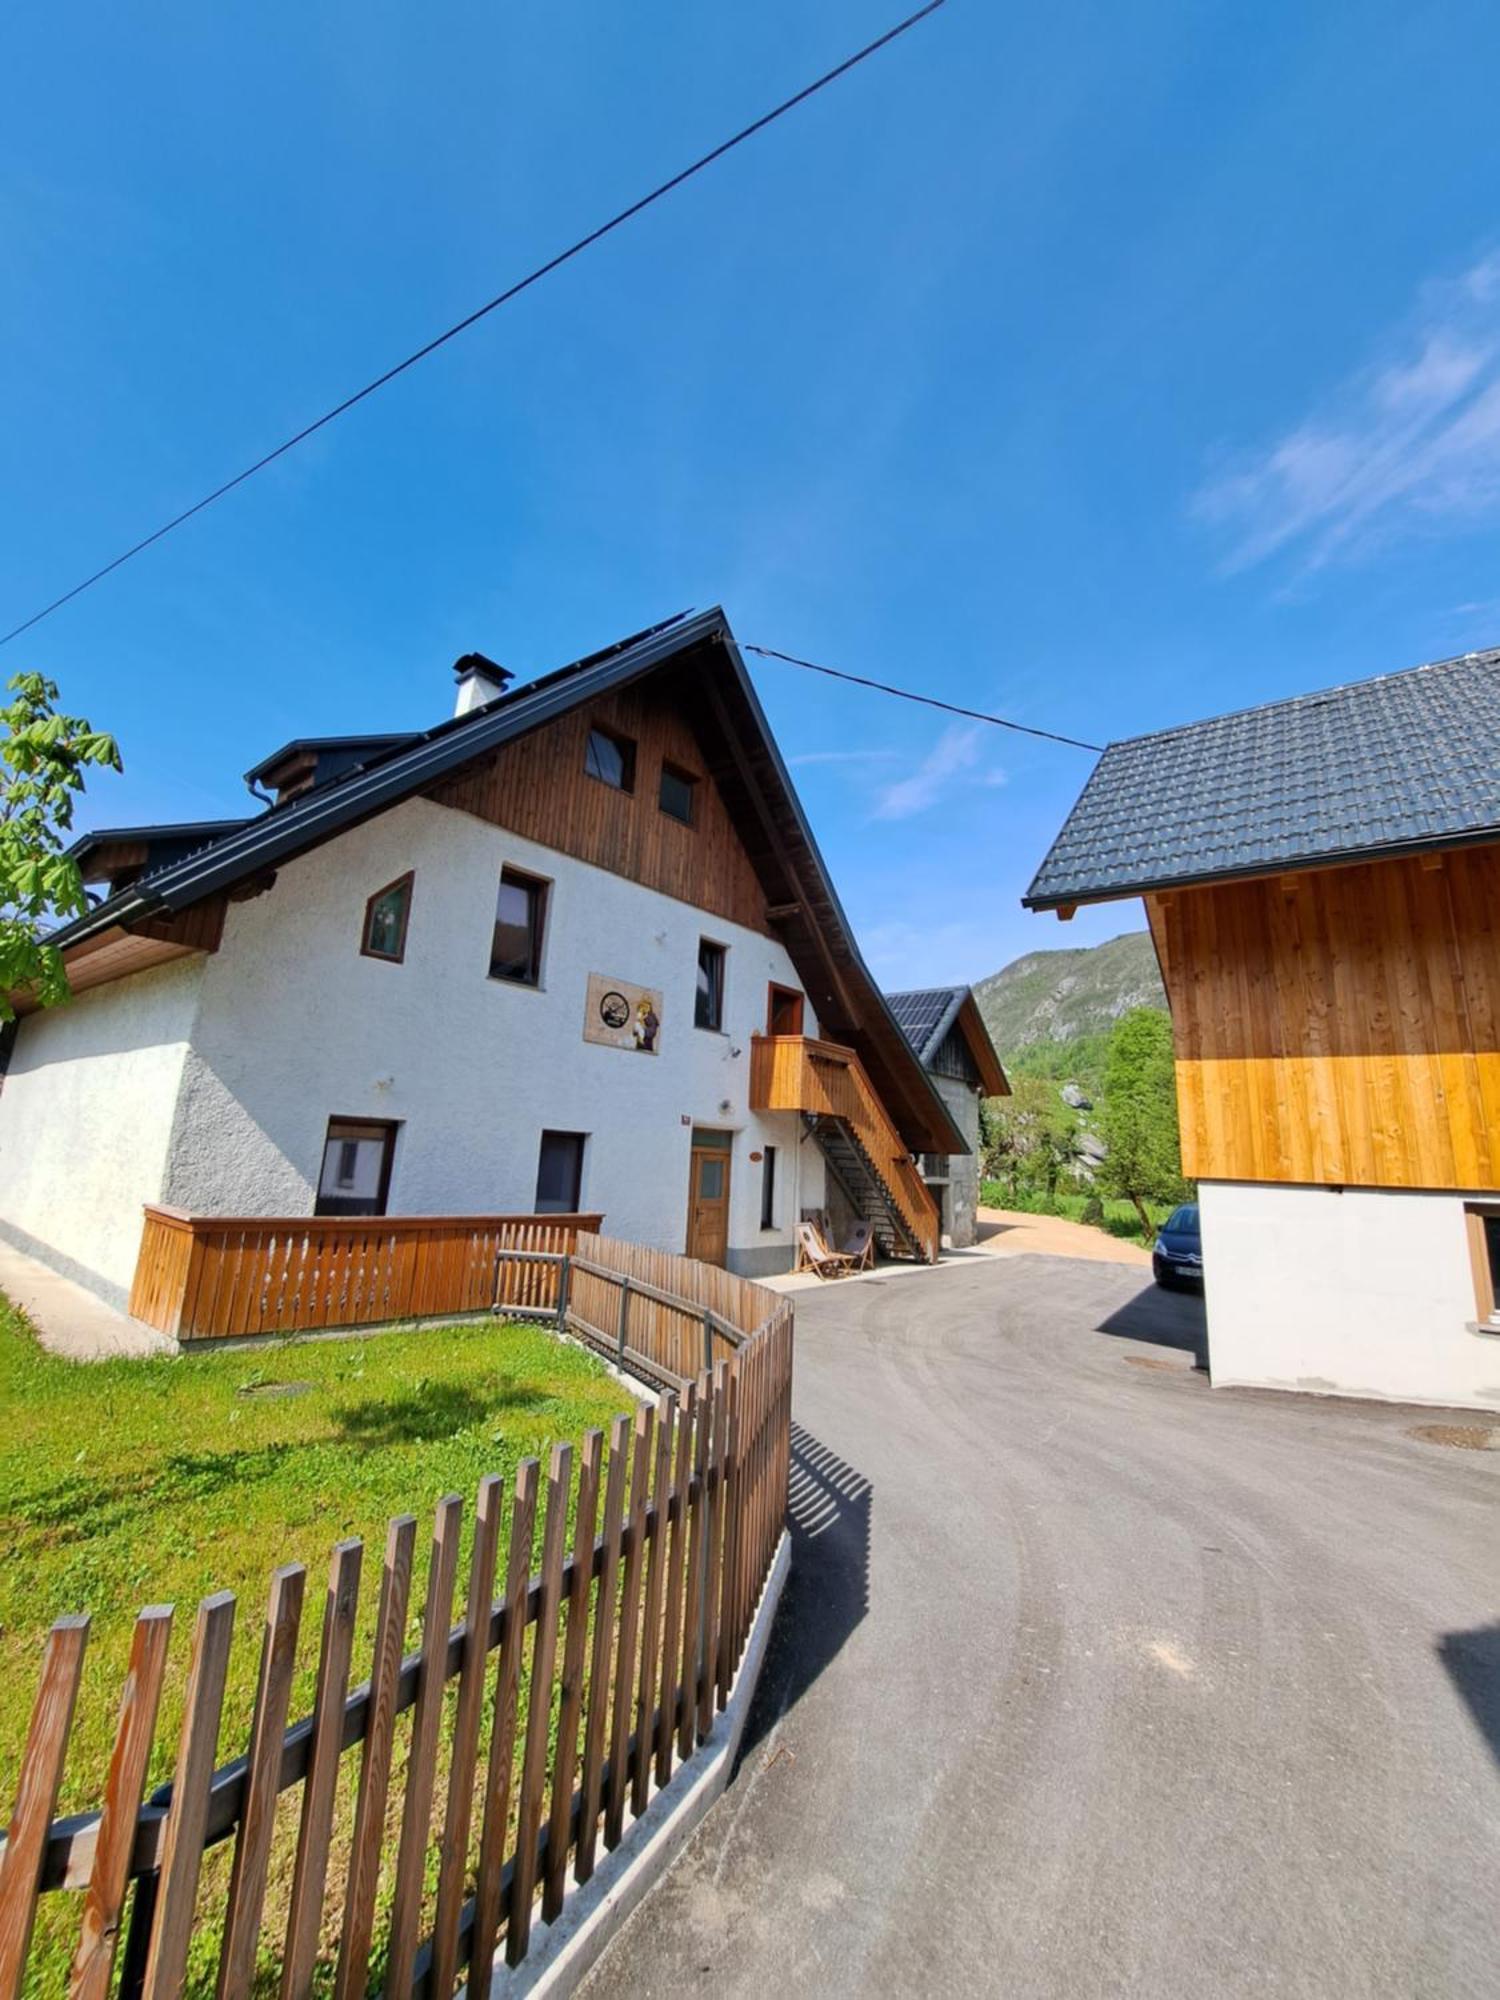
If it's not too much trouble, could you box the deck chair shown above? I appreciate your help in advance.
[795,1219,857,1279]
[838,1218,876,1271]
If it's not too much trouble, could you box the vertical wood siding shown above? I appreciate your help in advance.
[1147,843,1500,1187]
[426,683,772,936]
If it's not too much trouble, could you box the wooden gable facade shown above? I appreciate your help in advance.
[1146,841,1500,1190]
[426,676,772,938]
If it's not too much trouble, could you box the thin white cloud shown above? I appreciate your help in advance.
[1193,250,1500,572]
[786,747,898,768]
[870,724,982,821]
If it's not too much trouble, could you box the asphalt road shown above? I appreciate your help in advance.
[582,1252,1500,2000]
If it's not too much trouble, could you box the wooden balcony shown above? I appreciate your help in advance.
[749,1034,940,1261]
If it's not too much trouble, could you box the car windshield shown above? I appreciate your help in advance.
[1165,1205,1199,1233]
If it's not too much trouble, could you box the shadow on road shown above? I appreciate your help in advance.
[735,1420,872,1767]
[1096,1278,1208,1368]
[1438,1623,1500,1769]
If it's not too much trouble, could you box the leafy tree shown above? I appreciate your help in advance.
[1097,1006,1190,1237]
[1003,1028,1112,1102]
[980,1078,1083,1202]
[0,674,122,1019]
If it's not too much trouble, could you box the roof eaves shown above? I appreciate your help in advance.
[243,733,418,787]
[712,641,968,1157]
[1022,821,1500,910]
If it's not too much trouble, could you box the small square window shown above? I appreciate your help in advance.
[491,868,547,985]
[361,873,413,962]
[696,939,726,1031]
[659,763,697,825]
[584,725,635,793]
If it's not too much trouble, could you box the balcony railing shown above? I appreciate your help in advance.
[129,1207,604,1341]
[749,1034,940,1260]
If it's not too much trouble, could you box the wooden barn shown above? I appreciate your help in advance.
[1026,648,1500,1412]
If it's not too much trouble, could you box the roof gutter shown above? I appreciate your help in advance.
[1022,821,1500,912]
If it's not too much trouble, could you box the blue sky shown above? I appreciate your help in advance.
[6,1,1500,984]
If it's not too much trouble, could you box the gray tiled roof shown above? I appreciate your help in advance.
[1024,649,1500,908]
[883,986,967,1065]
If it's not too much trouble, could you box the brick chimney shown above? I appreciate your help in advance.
[453,651,513,717]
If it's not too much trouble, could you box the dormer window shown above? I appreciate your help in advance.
[361,873,413,963]
[584,725,635,793]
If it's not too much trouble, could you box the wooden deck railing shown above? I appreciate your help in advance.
[0,1238,794,1999]
[749,1033,940,1261]
[129,1207,604,1340]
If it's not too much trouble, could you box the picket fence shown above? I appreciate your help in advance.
[0,1237,793,1998]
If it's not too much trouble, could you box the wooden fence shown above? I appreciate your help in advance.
[129,1208,604,1341]
[560,1232,779,1385]
[0,1240,794,1998]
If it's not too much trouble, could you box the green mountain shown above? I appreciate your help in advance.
[975,931,1165,1064]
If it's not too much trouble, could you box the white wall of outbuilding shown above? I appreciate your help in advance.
[1201,1178,1500,1412]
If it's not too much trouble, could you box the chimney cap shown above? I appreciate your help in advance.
[453,650,513,690]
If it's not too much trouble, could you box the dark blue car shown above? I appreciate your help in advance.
[1153,1203,1203,1288]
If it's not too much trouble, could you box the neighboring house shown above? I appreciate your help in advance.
[0,609,963,1311]
[884,987,1007,1247]
[1025,648,1500,1413]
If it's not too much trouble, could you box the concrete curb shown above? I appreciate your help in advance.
[468,1528,792,2000]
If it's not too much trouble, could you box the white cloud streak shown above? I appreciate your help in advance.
[786,747,898,768]
[1193,251,1500,572]
[870,724,983,820]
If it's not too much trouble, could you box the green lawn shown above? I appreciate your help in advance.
[0,1296,629,1996]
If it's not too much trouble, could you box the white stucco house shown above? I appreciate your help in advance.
[0,609,962,1312]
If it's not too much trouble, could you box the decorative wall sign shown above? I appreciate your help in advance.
[584,973,662,1054]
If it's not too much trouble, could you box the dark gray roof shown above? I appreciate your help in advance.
[243,733,418,789]
[55,612,699,939]
[1024,648,1500,908]
[883,986,968,1065]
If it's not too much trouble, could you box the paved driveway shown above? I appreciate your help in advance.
[583,1253,1499,1999]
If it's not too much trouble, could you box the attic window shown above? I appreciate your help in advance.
[659,762,697,825]
[361,873,413,963]
[585,725,635,793]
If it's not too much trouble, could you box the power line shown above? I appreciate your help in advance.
[0,1,948,651]
[743,643,1104,753]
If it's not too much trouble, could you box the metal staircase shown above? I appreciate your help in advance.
[804,1113,928,1260]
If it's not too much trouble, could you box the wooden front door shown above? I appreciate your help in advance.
[686,1130,733,1267]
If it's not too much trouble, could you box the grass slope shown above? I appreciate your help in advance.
[0,1300,629,1996]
